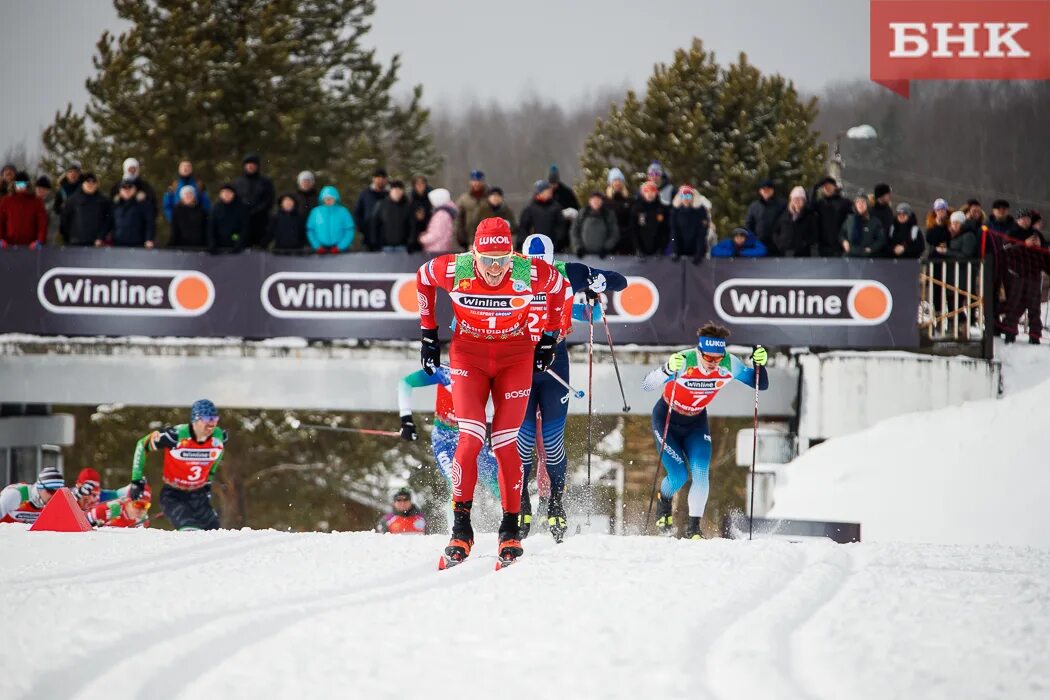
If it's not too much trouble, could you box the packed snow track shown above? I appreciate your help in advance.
[2,527,1047,700]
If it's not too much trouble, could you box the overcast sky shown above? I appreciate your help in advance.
[0,0,870,159]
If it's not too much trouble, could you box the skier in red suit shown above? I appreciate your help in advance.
[416,217,565,568]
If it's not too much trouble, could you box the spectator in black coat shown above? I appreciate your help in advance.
[487,186,517,239]
[108,157,159,220]
[628,181,669,257]
[111,180,156,248]
[53,163,82,218]
[268,194,307,252]
[369,180,414,251]
[773,186,818,257]
[605,167,635,254]
[887,203,925,259]
[517,180,567,251]
[547,165,580,212]
[208,184,249,253]
[169,185,208,249]
[839,191,887,257]
[670,185,709,263]
[60,174,112,246]
[410,175,432,237]
[814,176,852,256]
[354,167,389,244]
[871,183,894,236]
[745,178,786,256]
[293,171,319,218]
[232,153,275,248]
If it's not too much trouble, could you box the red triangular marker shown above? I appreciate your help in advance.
[30,487,93,532]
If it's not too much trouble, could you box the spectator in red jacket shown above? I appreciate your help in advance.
[0,172,48,248]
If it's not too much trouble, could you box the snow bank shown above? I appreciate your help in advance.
[771,342,1050,546]
[0,528,1047,700]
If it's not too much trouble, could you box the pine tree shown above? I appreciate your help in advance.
[578,39,825,234]
[40,0,440,195]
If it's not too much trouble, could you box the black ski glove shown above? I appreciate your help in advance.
[534,331,558,372]
[129,479,147,500]
[400,415,418,442]
[420,328,440,375]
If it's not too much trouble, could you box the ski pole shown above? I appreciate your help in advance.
[749,356,762,541]
[599,310,631,412]
[545,369,584,399]
[644,370,678,534]
[294,422,401,438]
[586,302,596,527]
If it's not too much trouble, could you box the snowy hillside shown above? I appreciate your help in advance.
[2,527,1048,700]
[771,342,1050,546]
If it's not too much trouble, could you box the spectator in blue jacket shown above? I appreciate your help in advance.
[162,160,210,222]
[712,227,768,258]
[307,185,355,253]
[111,180,156,247]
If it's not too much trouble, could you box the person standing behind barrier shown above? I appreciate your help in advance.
[887,203,925,259]
[814,176,851,257]
[518,180,567,251]
[293,171,319,218]
[418,188,458,253]
[169,186,208,249]
[605,168,635,254]
[60,173,112,247]
[162,160,209,223]
[268,194,307,252]
[354,168,388,245]
[840,190,886,258]
[454,169,492,249]
[999,209,1046,344]
[208,184,249,253]
[871,183,894,237]
[773,186,817,257]
[628,181,669,257]
[112,180,156,248]
[369,180,414,252]
[712,227,767,258]
[410,175,433,239]
[233,154,275,248]
[745,179,786,256]
[670,185,709,263]
[571,191,619,258]
[0,172,47,248]
[307,186,355,254]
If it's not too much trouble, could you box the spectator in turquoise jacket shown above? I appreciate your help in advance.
[307,185,355,253]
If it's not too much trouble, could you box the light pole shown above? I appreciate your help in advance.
[830,124,878,186]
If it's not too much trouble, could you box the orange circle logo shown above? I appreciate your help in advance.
[850,284,890,321]
[174,276,210,311]
[611,278,659,321]
[397,279,419,313]
[510,297,527,309]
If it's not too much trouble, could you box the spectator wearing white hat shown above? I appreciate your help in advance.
[293,170,319,217]
[418,188,458,253]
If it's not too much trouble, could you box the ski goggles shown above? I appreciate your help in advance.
[475,252,513,267]
[194,414,220,423]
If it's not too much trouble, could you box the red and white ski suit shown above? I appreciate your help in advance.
[416,253,565,511]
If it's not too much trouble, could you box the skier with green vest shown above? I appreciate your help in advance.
[0,467,65,524]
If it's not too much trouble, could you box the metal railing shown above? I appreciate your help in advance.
[919,259,984,341]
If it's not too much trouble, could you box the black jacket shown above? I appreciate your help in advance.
[815,191,852,256]
[670,200,709,262]
[745,196,787,255]
[170,203,208,248]
[839,213,887,257]
[551,183,580,211]
[410,189,432,236]
[109,177,158,219]
[268,208,307,251]
[354,187,388,243]
[292,187,318,218]
[208,196,250,252]
[888,214,925,258]
[606,191,635,254]
[871,201,895,238]
[627,197,669,256]
[518,197,567,251]
[60,190,112,246]
[773,206,818,257]
[111,198,156,246]
[370,196,415,251]
[233,171,275,244]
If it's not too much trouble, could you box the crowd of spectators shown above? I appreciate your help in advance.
[1,156,1046,267]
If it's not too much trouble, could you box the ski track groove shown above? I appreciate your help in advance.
[686,544,810,700]
[55,538,556,700]
[5,532,285,590]
[705,544,855,700]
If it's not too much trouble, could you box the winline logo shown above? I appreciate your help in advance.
[37,267,214,316]
[260,271,419,318]
[714,278,892,326]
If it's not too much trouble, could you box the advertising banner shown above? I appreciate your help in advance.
[1,248,919,349]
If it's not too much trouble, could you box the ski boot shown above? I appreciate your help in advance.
[495,512,524,570]
[519,488,532,539]
[547,490,567,544]
[655,496,674,536]
[438,501,474,570]
[685,516,704,541]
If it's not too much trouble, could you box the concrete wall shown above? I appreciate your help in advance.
[797,351,1001,449]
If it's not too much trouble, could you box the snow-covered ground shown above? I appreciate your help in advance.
[771,341,1050,546]
[1,527,1047,700]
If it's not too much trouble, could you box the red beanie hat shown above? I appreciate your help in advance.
[77,468,101,489]
[473,218,514,254]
